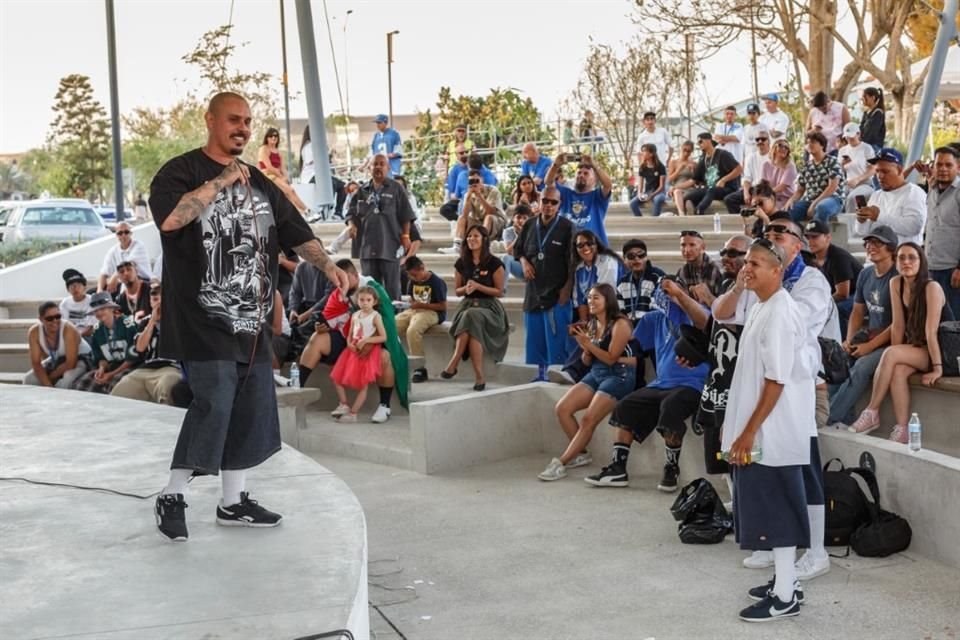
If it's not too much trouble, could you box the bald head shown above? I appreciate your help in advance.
[208,91,247,115]
[522,143,539,163]
[204,92,251,159]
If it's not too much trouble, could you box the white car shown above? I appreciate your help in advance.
[0,198,112,244]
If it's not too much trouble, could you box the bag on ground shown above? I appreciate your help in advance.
[670,478,732,544]
[822,458,871,546]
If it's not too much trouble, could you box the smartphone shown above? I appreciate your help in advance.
[841,155,851,162]
[567,321,588,336]
[739,207,756,217]
[468,177,480,186]
[567,153,581,164]
[855,195,867,209]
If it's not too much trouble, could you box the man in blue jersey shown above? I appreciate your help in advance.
[370,114,403,177]
[544,152,613,247]
[520,143,553,188]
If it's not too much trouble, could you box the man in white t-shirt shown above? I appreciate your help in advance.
[722,238,817,623]
[714,105,745,163]
[723,126,772,213]
[98,222,152,292]
[854,148,927,245]
[742,103,766,162]
[636,111,673,167]
[838,122,876,211]
[759,93,790,143]
[59,268,96,338]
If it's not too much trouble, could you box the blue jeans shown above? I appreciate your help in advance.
[930,268,960,322]
[789,195,843,224]
[826,347,885,425]
[836,298,854,340]
[630,192,666,217]
[501,253,525,280]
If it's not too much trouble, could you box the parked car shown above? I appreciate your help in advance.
[0,198,112,244]
[93,204,134,223]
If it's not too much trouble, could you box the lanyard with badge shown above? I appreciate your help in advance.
[368,187,383,215]
[535,215,559,262]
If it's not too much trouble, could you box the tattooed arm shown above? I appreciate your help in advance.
[294,238,350,293]
[159,160,249,232]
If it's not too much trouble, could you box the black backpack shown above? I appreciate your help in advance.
[822,458,872,546]
[848,467,912,557]
[670,478,733,544]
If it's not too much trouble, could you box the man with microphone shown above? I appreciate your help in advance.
[149,91,348,542]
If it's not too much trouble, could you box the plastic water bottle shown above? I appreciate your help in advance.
[289,363,300,388]
[717,447,763,463]
[713,211,722,233]
[908,413,922,452]
[620,186,630,203]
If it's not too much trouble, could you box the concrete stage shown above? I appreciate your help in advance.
[0,386,368,640]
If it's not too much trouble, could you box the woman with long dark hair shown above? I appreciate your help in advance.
[258,127,309,213]
[442,225,509,391]
[860,87,886,151]
[538,283,636,481]
[513,174,541,213]
[629,143,667,217]
[572,230,623,322]
[846,243,950,443]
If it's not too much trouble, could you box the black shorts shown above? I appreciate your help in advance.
[733,462,811,550]
[802,436,825,505]
[608,385,701,444]
[319,330,348,365]
[699,408,729,476]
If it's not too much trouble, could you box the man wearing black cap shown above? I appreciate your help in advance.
[803,219,862,338]
[685,133,742,216]
[854,147,927,246]
[114,260,151,321]
[828,224,897,428]
[616,239,665,321]
[59,268,95,339]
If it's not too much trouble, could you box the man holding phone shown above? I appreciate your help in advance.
[853,148,927,246]
[544,152,613,247]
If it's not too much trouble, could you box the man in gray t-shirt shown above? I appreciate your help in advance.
[827,225,897,426]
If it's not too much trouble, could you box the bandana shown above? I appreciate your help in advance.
[782,254,806,292]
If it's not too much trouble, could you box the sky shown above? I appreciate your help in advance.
[0,0,823,154]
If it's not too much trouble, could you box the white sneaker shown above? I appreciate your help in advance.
[331,403,351,418]
[567,452,593,469]
[371,404,391,423]
[743,550,775,569]
[795,551,830,581]
[660,211,675,217]
[438,245,461,255]
[538,458,567,481]
[273,373,291,387]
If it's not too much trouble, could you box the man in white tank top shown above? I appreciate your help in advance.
[24,301,91,388]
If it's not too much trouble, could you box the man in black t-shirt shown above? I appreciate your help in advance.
[803,219,862,339]
[396,256,447,382]
[685,133,742,215]
[514,186,574,381]
[114,260,151,320]
[148,91,348,542]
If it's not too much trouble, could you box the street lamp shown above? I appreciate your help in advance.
[386,30,399,125]
[343,9,354,171]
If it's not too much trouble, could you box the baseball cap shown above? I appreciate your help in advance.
[454,123,466,130]
[754,125,771,139]
[373,114,388,124]
[746,103,761,114]
[804,219,830,236]
[867,147,903,166]
[842,122,861,139]
[62,268,86,288]
[761,93,779,102]
[696,132,714,143]
[862,224,898,247]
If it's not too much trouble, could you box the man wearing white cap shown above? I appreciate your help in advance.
[724,126,772,213]
[838,122,876,212]
[371,114,403,177]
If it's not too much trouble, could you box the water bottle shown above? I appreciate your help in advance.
[620,186,630,203]
[908,413,921,452]
[289,363,300,388]
[717,447,763,463]
[713,211,722,233]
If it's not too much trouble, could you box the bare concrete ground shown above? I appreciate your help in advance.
[309,452,960,640]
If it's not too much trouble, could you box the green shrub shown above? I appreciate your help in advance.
[0,238,77,269]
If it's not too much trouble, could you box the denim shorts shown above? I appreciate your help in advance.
[579,362,636,400]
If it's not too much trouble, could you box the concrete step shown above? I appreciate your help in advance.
[0,344,29,372]
[0,371,24,384]
[0,319,34,343]
[299,412,414,470]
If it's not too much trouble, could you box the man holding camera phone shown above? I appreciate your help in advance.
[439,170,506,255]
[852,148,926,246]
[544,152,613,247]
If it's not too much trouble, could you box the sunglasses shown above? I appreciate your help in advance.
[576,242,595,249]
[116,230,131,236]
[719,248,747,258]
[150,289,162,296]
[625,251,647,260]
[541,198,560,206]
[43,314,62,322]
[751,238,783,264]
[755,137,769,142]
[763,224,802,240]
[680,230,703,239]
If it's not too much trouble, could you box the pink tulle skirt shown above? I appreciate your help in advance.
[330,344,383,389]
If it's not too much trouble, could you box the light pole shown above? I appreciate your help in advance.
[343,9,353,171]
[279,0,294,172]
[386,30,399,125]
[684,32,695,140]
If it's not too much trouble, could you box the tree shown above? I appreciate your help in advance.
[0,161,32,196]
[47,74,112,199]
[632,0,928,141]
[571,38,686,177]
[906,0,960,58]
[122,100,208,194]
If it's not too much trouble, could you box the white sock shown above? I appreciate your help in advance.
[162,468,193,497]
[724,473,735,502]
[807,505,826,557]
[772,546,798,602]
[221,469,247,507]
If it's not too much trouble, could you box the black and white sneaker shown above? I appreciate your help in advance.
[216,492,283,528]
[748,577,805,605]
[411,368,428,383]
[584,463,629,487]
[738,592,801,622]
[657,463,680,492]
[155,493,188,541]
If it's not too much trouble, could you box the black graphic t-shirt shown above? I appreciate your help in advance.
[149,149,315,363]
[699,280,744,416]
[405,271,448,323]
[514,214,574,312]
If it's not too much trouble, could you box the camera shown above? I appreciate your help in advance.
[739,207,756,217]
[566,153,581,164]
[468,177,481,186]
[855,194,867,209]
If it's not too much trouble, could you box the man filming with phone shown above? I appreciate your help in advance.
[544,151,613,248]
[439,169,506,255]
[853,148,927,246]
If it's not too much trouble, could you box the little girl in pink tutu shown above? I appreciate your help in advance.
[330,286,387,422]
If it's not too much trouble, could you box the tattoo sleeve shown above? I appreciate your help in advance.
[160,177,225,232]
[293,239,333,274]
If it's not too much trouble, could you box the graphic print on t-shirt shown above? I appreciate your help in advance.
[411,282,433,304]
[198,184,274,335]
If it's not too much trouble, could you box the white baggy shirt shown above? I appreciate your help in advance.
[721,288,818,467]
